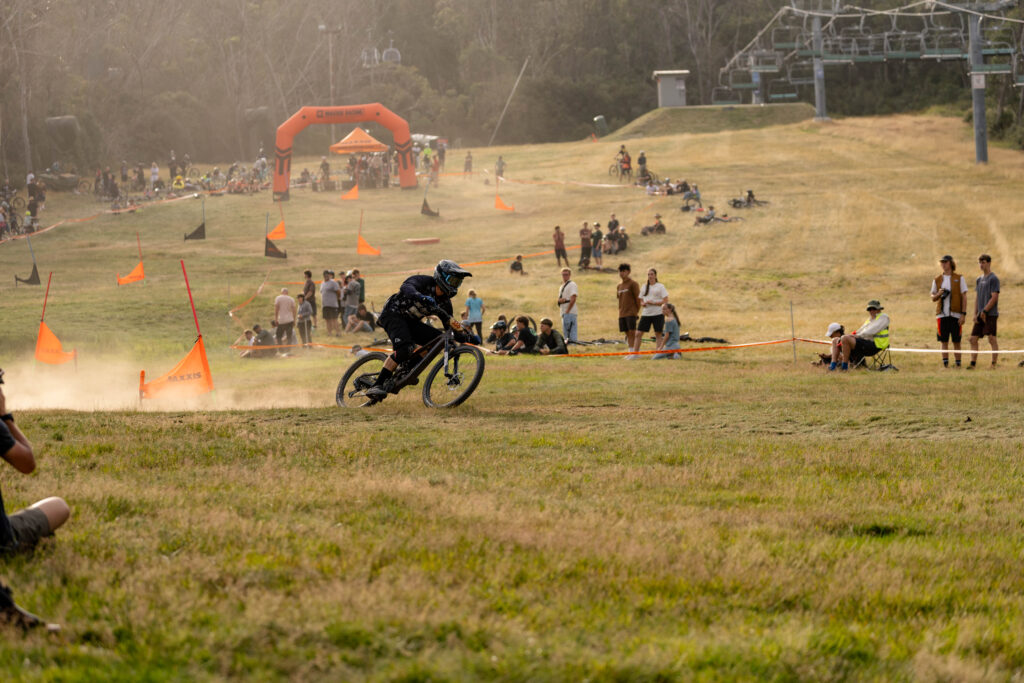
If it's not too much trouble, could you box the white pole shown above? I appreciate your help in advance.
[488,57,530,147]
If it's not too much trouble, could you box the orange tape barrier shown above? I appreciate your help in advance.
[228,270,273,319]
[562,338,797,357]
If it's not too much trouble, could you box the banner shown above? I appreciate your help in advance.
[267,220,286,240]
[341,184,359,201]
[265,237,287,259]
[117,261,145,285]
[421,199,439,217]
[495,195,514,211]
[139,335,214,400]
[15,263,41,286]
[185,222,206,240]
[35,321,76,365]
[357,233,381,256]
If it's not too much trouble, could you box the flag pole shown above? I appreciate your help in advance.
[41,271,52,322]
[265,212,269,237]
[359,208,364,237]
[137,231,142,260]
[202,195,206,226]
[26,234,36,264]
[181,260,202,337]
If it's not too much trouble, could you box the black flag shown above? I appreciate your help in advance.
[421,198,440,217]
[185,222,206,241]
[15,263,41,286]
[265,238,287,259]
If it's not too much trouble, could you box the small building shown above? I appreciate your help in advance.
[652,70,690,107]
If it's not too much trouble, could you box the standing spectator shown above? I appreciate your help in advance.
[342,272,361,326]
[26,196,39,231]
[578,221,592,268]
[437,143,446,171]
[616,263,641,359]
[351,269,366,305]
[302,270,318,330]
[430,155,441,186]
[930,254,968,368]
[552,225,569,268]
[273,288,297,350]
[464,289,485,338]
[591,222,604,269]
[495,156,506,178]
[607,213,620,235]
[0,376,71,555]
[534,318,567,355]
[464,151,473,175]
[557,268,579,343]
[653,303,682,359]
[637,151,647,179]
[320,269,342,337]
[636,268,669,353]
[969,253,1000,369]
[296,294,313,347]
[149,162,159,190]
[319,156,331,186]
[119,161,128,185]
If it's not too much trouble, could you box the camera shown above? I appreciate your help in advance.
[940,288,950,300]
[0,368,5,385]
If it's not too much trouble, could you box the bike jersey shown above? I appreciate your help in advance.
[381,274,454,322]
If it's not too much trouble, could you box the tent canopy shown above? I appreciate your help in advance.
[329,127,388,155]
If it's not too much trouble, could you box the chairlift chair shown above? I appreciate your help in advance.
[729,68,757,90]
[921,28,968,60]
[711,86,743,105]
[749,50,782,73]
[789,0,840,12]
[796,31,819,57]
[1013,52,1024,86]
[972,40,1014,75]
[851,33,886,63]
[787,60,815,85]
[767,79,799,102]
[772,25,800,51]
[821,35,855,65]
[884,31,923,60]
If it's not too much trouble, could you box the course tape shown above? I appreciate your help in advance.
[228,270,272,319]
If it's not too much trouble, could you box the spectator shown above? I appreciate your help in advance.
[273,288,297,351]
[552,225,569,268]
[319,156,331,187]
[830,300,890,371]
[641,214,667,236]
[607,213,620,235]
[495,156,506,178]
[149,162,159,190]
[346,303,376,333]
[969,253,1000,369]
[616,263,642,359]
[534,318,567,355]
[296,295,313,347]
[510,254,527,275]
[352,268,366,305]
[302,270,318,330]
[636,268,669,352]
[637,151,647,178]
[652,303,682,359]
[26,196,39,231]
[615,226,630,253]
[342,272,361,326]
[251,324,276,358]
[557,268,579,343]
[0,374,71,555]
[430,154,441,186]
[236,329,256,358]
[464,289,485,338]
[498,316,537,355]
[579,221,592,268]
[320,269,342,337]
[491,319,514,351]
[464,150,473,175]
[930,254,968,368]
[591,222,604,268]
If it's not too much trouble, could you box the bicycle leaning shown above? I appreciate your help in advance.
[336,321,485,408]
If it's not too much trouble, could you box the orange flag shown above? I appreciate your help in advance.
[495,194,515,212]
[267,220,286,240]
[357,233,381,256]
[117,261,145,285]
[35,321,77,365]
[139,335,214,400]
[341,184,359,200]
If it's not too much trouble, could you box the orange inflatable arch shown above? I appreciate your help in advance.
[273,103,417,200]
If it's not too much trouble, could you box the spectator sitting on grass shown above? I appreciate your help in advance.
[498,316,537,356]
[486,316,509,344]
[236,329,256,358]
[491,319,514,352]
[534,318,567,355]
[510,255,527,275]
[251,324,276,358]
[345,304,376,333]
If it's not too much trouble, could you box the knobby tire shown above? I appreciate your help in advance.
[421,345,485,408]
[336,351,388,407]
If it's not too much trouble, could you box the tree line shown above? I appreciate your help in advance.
[1,0,1022,178]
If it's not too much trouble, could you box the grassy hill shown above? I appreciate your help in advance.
[1,113,1024,679]
[608,102,817,139]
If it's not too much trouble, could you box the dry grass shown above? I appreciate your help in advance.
[1,112,1024,679]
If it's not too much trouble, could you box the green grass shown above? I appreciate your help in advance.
[609,103,816,139]
[1,112,1024,679]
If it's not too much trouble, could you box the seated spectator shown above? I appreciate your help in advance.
[498,316,537,355]
[653,304,682,359]
[829,300,890,371]
[534,318,567,355]
[491,320,514,352]
[235,329,256,358]
[615,227,629,253]
[250,323,276,358]
[641,214,666,236]
[486,315,509,343]
[694,205,717,226]
[510,254,527,275]
[345,303,376,333]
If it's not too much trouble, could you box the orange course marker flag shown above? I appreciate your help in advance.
[35,321,77,365]
[495,194,515,212]
[267,220,286,240]
[341,184,359,200]
[139,335,214,400]
[357,233,381,256]
[117,261,145,285]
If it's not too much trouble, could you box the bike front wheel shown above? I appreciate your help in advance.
[336,351,389,407]
[422,346,485,408]
[11,197,26,212]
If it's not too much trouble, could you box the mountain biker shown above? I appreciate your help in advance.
[365,260,474,401]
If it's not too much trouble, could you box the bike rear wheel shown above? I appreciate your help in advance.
[186,166,201,179]
[11,197,25,212]
[422,346,485,408]
[77,179,92,193]
[336,351,389,407]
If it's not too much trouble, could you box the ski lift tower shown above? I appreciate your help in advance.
[956,1,1017,163]
[790,0,841,121]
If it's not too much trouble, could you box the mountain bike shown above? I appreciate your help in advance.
[335,325,485,408]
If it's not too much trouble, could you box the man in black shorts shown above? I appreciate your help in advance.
[616,263,641,359]
[969,253,1000,369]
[0,371,70,554]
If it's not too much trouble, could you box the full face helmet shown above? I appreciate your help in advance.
[433,260,472,297]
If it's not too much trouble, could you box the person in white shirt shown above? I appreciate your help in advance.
[273,288,297,350]
[557,268,579,342]
[929,254,968,367]
[831,300,890,370]
[635,268,669,352]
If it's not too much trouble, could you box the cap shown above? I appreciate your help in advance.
[866,300,884,311]
[540,317,553,327]
[826,322,843,337]
[940,254,953,262]
[654,213,662,218]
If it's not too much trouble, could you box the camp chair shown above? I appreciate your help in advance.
[868,346,898,372]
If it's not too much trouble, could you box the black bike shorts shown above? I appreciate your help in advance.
[379,314,441,357]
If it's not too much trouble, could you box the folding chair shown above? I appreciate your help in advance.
[869,346,898,372]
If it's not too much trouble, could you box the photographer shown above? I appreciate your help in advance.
[0,370,70,554]
[930,255,968,368]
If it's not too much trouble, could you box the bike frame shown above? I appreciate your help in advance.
[389,328,459,393]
